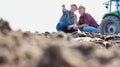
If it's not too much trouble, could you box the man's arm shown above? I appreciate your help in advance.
[77,13,89,28]
[74,15,77,24]
[67,15,78,30]
[75,23,88,29]
[78,24,88,28]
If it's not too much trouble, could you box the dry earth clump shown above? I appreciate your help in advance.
[0,19,120,67]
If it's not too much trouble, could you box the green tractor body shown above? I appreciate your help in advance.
[100,0,120,34]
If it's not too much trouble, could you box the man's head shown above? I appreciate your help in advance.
[70,4,78,13]
[78,6,86,15]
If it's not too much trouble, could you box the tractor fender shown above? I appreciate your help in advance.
[103,14,120,19]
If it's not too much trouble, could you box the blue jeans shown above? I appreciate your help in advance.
[80,26,99,33]
[56,22,78,33]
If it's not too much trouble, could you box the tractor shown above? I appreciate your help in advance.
[100,0,120,34]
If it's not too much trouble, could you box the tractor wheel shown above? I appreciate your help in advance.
[100,15,120,35]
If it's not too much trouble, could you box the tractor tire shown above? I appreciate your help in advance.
[100,15,120,35]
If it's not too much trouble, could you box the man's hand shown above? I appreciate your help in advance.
[73,26,79,29]
[76,24,88,29]
[62,4,65,8]
[62,4,66,12]
[67,25,74,30]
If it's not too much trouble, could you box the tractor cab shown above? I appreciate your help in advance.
[103,0,120,17]
[100,0,120,34]
[109,0,120,12]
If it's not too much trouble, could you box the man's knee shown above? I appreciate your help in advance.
[56,22,63,31]
[56,22,67,32]
[82,26,99,32]
[82,27,90,32]
[93,28,99,33]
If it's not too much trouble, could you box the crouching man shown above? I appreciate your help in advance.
[56,4,78,33]
[75,6,99,33]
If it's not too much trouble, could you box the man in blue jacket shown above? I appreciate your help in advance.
[56,4,78,33]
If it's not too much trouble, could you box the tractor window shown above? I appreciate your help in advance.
[111,1,120,12]
[118,2,120,11]
[111,1,116,11]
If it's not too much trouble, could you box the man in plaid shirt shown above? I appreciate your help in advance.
[75,6,99,33]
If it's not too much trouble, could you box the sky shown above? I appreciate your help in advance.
[0,0,108,33]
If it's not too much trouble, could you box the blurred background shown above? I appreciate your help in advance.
[0,0,108,33]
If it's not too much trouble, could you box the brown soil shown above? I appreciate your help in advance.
[0,19,120,67]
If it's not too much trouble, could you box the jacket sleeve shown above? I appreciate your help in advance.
[62,9,69,15]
